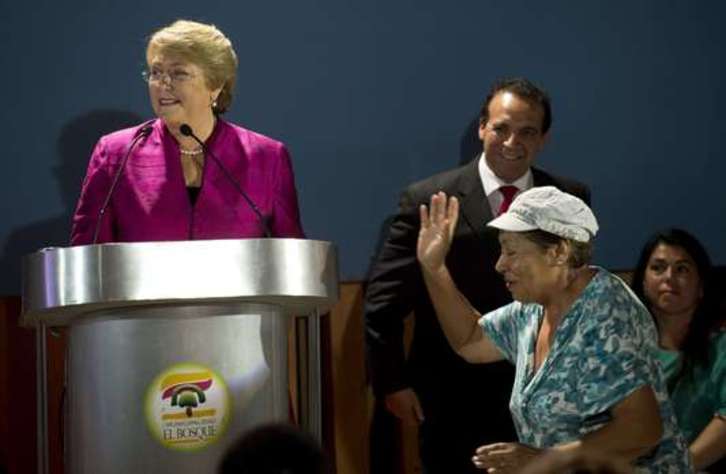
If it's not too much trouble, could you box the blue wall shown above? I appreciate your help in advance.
[2,0,725,295]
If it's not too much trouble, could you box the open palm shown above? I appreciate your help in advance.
[417,191,459,273]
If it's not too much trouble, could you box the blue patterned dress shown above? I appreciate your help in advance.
[479,267,692,473]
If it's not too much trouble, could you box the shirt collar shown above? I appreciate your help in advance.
[478,152,533,197]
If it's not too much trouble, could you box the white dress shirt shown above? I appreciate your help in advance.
[477,153,533,216]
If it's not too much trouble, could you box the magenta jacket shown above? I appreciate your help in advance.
[71,119,304,245]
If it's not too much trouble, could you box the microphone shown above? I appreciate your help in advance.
[91,122,154,244]
[180,123,272,238]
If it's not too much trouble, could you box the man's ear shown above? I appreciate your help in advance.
[535,131,550,154]
[478,122,487,142]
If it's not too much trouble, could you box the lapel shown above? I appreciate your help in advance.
[456,160,494,241]
[531,167,555,187]
[455,165,555,257]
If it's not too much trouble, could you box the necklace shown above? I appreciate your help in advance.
[181,151,204,186]
[179,147,203,156]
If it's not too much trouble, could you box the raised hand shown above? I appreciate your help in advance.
[417,191,459,274]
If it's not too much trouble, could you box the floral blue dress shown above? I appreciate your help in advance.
[479,267,692,473]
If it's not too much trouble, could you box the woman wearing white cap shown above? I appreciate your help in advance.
[417,186,691,473]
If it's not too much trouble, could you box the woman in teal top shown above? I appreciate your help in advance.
[417,187,691,473]
[632,228,726,471]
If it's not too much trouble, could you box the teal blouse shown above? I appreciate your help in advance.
[656,330,726,444]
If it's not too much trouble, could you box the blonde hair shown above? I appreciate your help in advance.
[147,20,238,114]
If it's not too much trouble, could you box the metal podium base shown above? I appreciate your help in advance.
[66,303,287,474]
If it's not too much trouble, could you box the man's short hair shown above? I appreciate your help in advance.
[479,77,552,134]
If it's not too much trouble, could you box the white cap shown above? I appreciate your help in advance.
[487,186,598,242]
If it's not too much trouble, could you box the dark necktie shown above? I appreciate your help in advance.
[498,185,519,215]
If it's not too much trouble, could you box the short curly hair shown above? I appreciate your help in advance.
[147,19,238,114]
[521,229,593,268]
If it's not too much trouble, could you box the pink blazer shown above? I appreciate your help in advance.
[71,119,304,245]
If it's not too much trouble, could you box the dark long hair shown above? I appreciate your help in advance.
[631,228,718,382]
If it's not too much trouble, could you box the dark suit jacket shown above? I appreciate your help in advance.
[364,159,590,446]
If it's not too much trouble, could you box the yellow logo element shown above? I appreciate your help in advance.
[145,363,230,451]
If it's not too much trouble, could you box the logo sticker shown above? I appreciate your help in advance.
[145,363,231,451]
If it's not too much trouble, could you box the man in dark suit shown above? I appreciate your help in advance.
[364,77,590,473]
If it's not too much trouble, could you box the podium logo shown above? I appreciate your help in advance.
[145,363,231,451]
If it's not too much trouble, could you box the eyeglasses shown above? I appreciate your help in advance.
[142,68,196,85]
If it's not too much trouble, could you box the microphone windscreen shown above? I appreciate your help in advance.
[179,124,193,136]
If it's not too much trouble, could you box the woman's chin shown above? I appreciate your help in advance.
[158,114,184,131]
[511,291,534,304]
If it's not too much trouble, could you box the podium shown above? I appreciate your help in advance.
[21,238,338,474]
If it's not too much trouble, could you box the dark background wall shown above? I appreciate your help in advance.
[2,0,725,295]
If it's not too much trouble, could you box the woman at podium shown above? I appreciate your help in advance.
[70,20,304,245]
